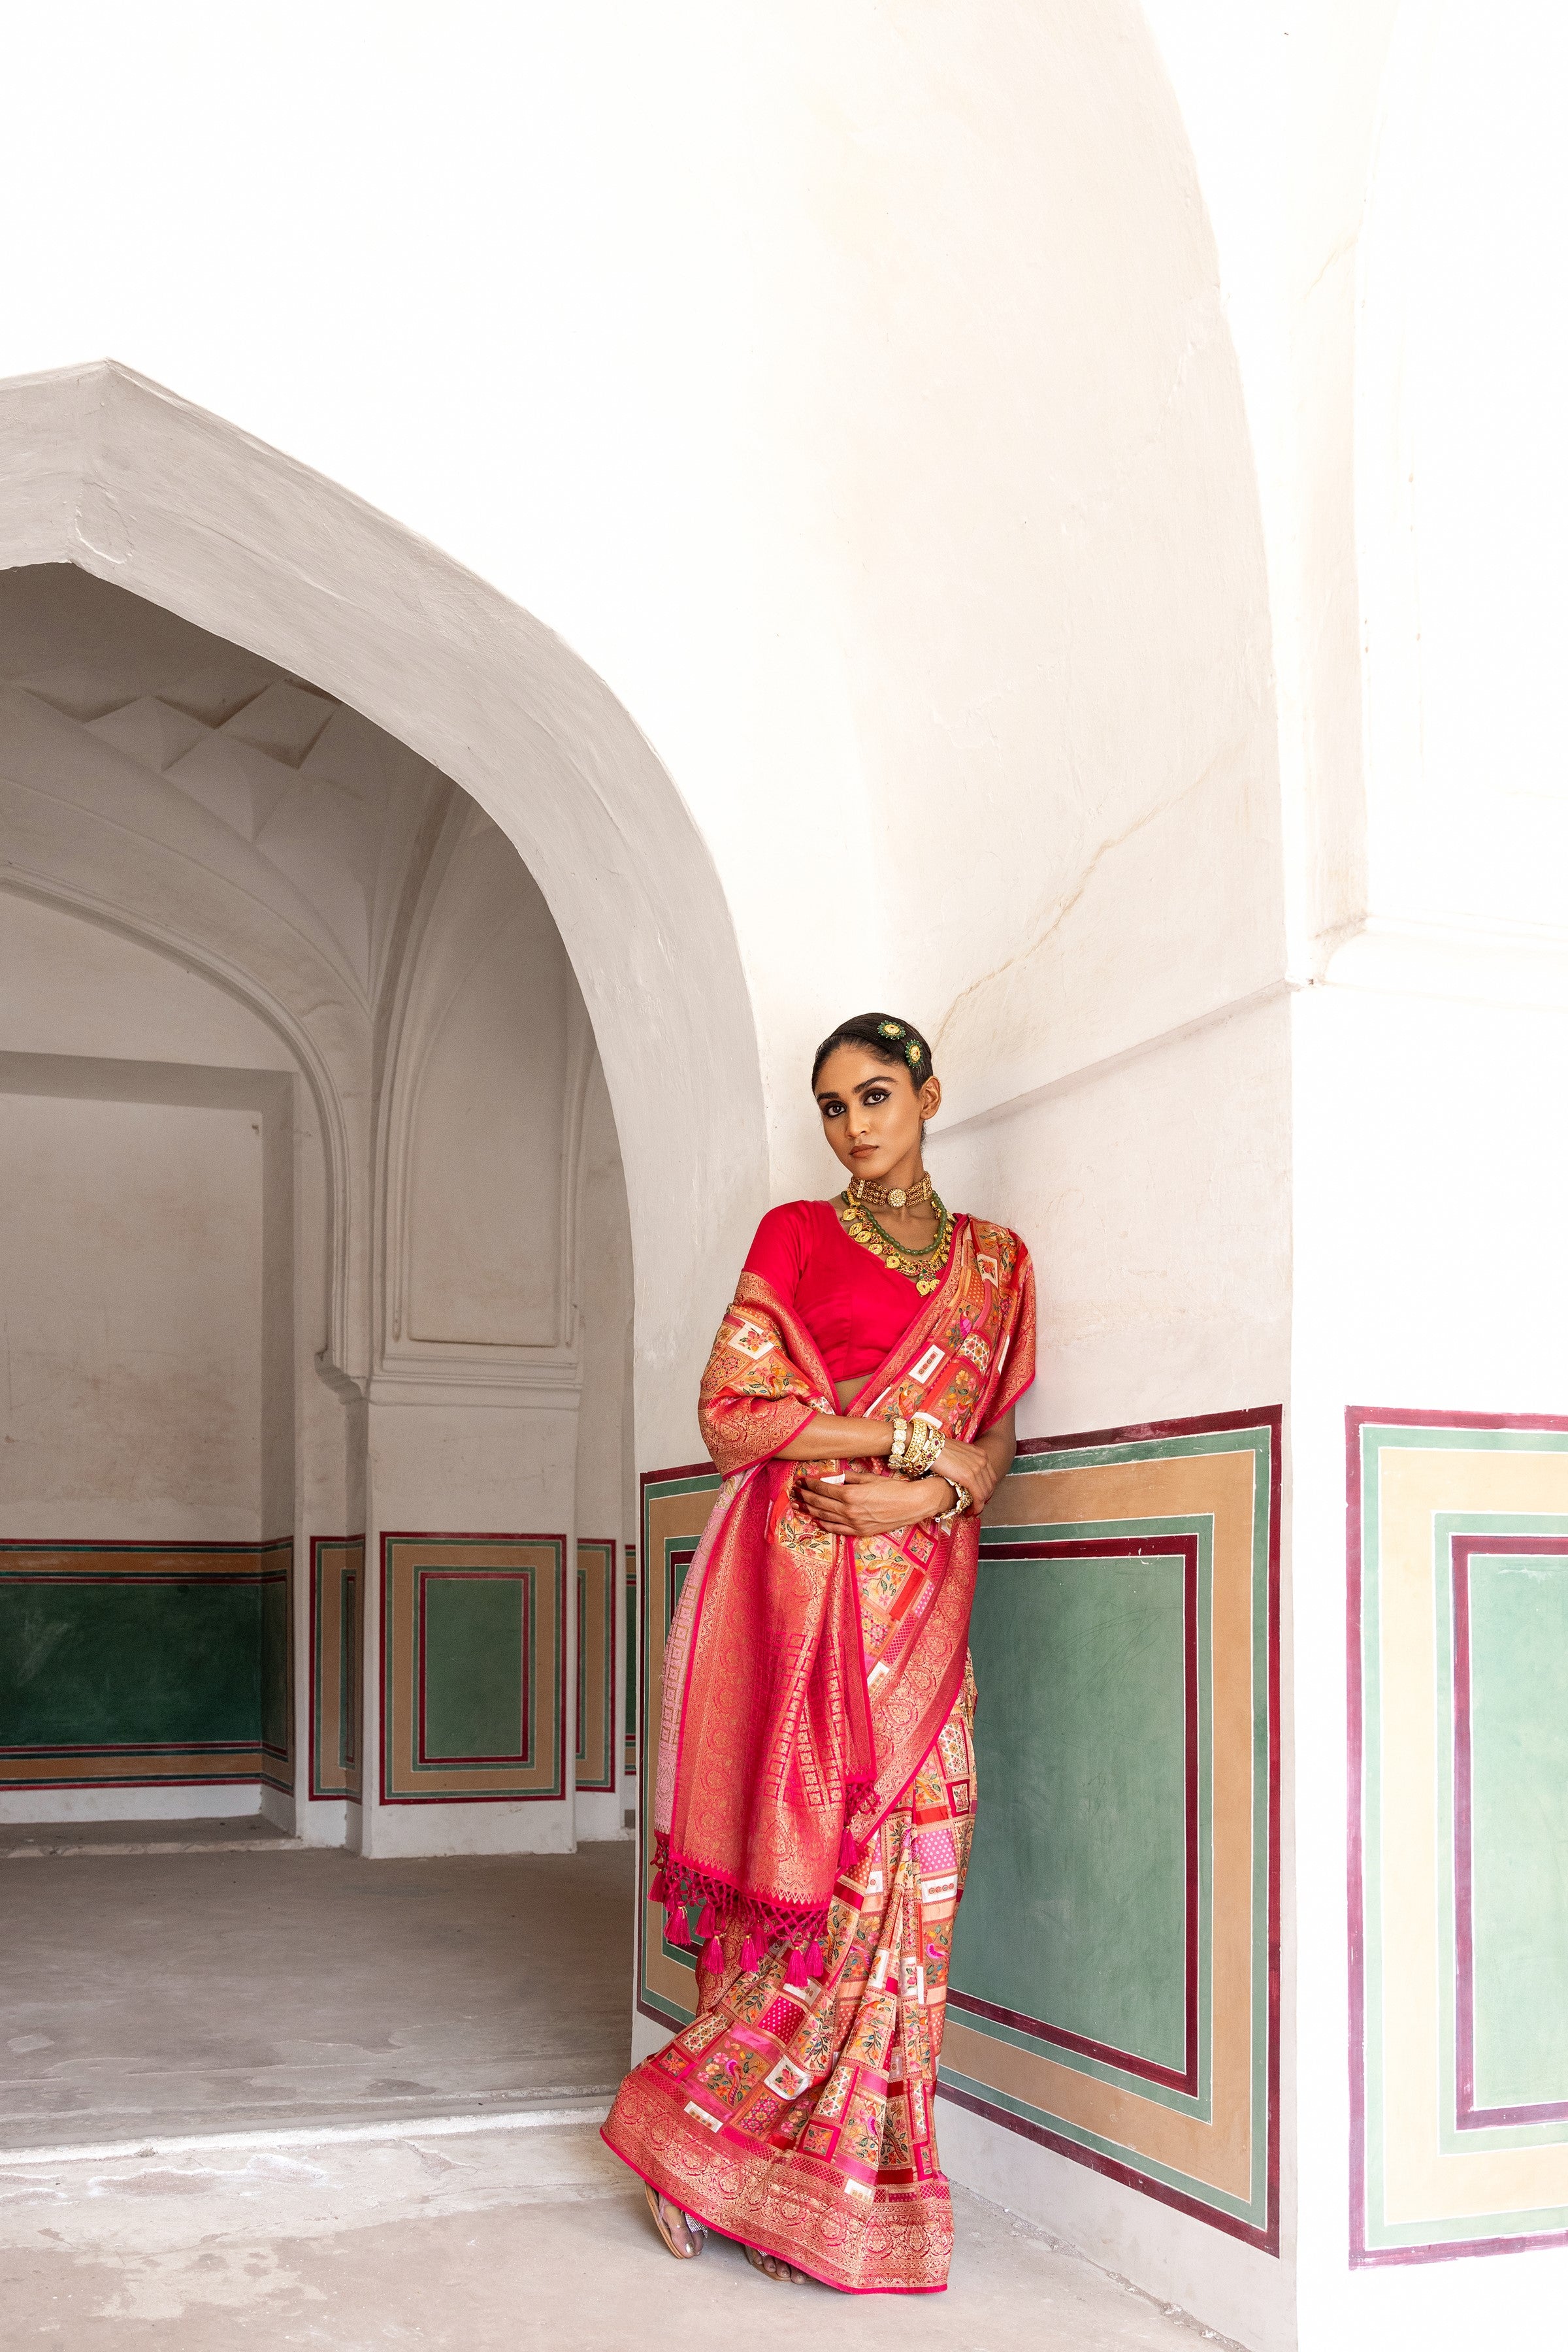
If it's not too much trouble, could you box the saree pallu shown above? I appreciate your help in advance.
[604,1213,1036,2292]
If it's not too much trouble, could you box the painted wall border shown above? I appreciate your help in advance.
[636,1462,719,2031]
[1347,1406,1568,2266]
[951,1530,1202,2100]
[939,1407,1281,2256]
[1452,1533,1568,2133]
[308,1535,363,1801]
[378,1529,566,1805]
[575,1536,618,1794]
[0,1538,293,1792]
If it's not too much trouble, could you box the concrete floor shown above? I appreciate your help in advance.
[0,2117,1231,2350]
[1,1831,634,2146]
[0,1829,1234,2348]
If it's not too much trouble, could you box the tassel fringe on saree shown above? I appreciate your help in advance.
[603,1213,1036,2293]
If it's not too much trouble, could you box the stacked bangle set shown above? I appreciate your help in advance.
[887,1411,972,1520]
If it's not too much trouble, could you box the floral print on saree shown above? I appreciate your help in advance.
[604,1670,978,2295]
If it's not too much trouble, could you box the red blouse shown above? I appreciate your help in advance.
[742,1198,960,1388]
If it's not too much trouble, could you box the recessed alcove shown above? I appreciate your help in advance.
[0,563,637,1857]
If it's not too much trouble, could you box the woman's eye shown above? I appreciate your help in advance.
[864,1088,889,1105]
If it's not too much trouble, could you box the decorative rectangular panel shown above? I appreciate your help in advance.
[1349,1410,1568,2263]
[637,1465,722,2027]
[310,1537,362,1800]
[0,1540,293,1791]
[624,1543,638,1778]
[380,1532,564,1803]
[958,1537,1200,2096]
[941,1409,1279,2253]
[576,1537,617,1793]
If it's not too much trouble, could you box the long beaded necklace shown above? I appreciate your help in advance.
[838,1184,955,1295]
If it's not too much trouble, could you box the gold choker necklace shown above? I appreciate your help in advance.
[840,1185,954,1294]
[847,1171,934,1213]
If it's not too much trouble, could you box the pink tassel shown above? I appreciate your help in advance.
[649,1869,668,1904]
[665,1904,691,1948]
[740,1935,761,1973]
[702,1936,724,1974]
[839,1827,858,1870]
[785,1948,808,1989]
[806,1940,825,1979]
[696,1901,717,1939]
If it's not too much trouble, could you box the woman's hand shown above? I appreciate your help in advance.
[932,1436,999,1510]
[795,1469,955,1538]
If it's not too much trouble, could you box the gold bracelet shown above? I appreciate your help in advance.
[936,1481,972,1529]
[906,1414,943,1478]
[888,1415,910,1472]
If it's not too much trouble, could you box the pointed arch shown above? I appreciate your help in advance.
[0,362,764,1443]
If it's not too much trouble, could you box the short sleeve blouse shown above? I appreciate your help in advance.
[742,1198,956,1388]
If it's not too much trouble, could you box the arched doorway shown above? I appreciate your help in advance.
[0,374,733,2133]
[0,361,767,1454]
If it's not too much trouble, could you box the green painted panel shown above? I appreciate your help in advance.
[1469,1555,1568,2109]
[260,1575,289,1755]
[0,1581,263,1745]
[421,1573,525,1761]
[957,1552,1188,2070]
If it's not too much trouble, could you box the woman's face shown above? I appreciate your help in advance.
[813,1044,941,1181]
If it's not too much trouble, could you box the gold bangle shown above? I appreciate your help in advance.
[888,1415,909,1471]
[936,1481,971,1528]
[906,1414,942,1478]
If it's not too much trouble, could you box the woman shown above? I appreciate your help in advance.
[602,1013,1035,2295]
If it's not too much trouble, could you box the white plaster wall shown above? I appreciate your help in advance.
[397,814,571,1354]
[0,1092,262,1542]
[925,996,1293,2351]
[0,3,1279,1229]
[0,892,298,1073]
[926,998,1292,1446]
[574,1060,636,1842]
[1358,3,1568,941]
[1290,979,1568,2352]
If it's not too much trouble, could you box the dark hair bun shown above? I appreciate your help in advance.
[811,1012,936,1091]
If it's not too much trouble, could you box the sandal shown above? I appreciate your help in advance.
[645,2183,706,2259]
[745,2244,808,2283]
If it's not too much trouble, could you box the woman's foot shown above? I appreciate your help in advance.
[745,2244,808,2283]
[645,2184,706,2258]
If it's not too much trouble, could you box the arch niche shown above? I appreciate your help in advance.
[0,360,764,1462]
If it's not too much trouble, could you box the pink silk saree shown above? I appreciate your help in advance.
[603,1212,1035,2293]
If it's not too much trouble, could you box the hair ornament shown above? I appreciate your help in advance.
[905,1039,923,1069]
[878,1020,904,1040]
